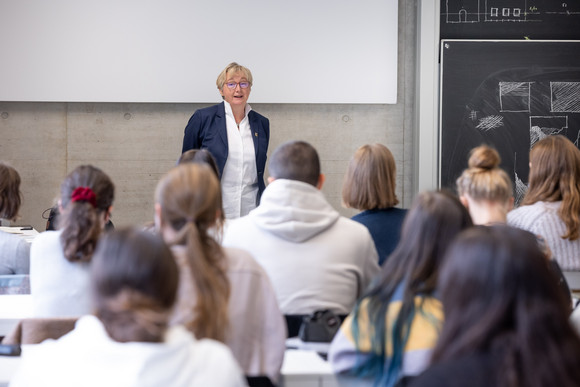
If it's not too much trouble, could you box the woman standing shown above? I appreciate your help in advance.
[30,165,114,317]
[508,135,580,270]
[182,62,270,219]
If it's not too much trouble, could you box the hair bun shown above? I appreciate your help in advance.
[468,145,501,170]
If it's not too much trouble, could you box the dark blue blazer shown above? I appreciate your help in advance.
[181,102,270,201]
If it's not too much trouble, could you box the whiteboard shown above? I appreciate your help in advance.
[0,0,398,104]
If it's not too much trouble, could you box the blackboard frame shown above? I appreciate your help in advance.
[439,40,580,203]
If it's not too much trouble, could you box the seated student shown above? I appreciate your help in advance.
[328,191,473,387]
[456,145,513,225]
[0,162,30,274]
[30,165,114,317]
[508,135,580,270]
[342,144,407,266]
[9,228,246,387]
[457,145,573,309]
[155,163,285,384]
[407,226,580,387]
[222,140,380,316]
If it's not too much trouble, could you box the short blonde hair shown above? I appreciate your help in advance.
[342,144,399,210]
[456,145,512,203]
[216,62,253,90]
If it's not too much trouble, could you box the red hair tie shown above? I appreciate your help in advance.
[71,187,97,208]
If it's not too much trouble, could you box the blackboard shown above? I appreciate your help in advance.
[440,1,580,40]
[439,40,580,204]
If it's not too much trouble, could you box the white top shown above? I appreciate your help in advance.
[222,179,380,315]
[507,201,580,271]
[0,229,30,274]
[170,246,286,384]
[221,101,259,219]
[29,230,92,317]
[8,315,247,387]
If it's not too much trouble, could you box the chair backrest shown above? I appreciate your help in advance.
[245,375,274,387]
[1,317,77,345]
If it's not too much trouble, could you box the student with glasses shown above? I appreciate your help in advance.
[181,62,270,219]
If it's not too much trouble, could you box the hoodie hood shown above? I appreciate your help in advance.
[249,179,340,243]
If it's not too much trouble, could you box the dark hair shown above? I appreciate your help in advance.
[350,190,472,385]
[59,165,115,262]
[432,225,580,387]
[0,162,22,221]
[155,163,230,342]
[523,135,580,240]
[268,140,320,186]
[342,144,399,210]
[91,228,178,343]
[178,149,220,179]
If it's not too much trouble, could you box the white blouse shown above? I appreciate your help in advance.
[221,101,259,219]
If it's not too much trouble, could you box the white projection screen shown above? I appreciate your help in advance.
[0,0,398,104]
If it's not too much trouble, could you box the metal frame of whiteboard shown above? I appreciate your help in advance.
[437,39,580,189]
[415,0,441,194]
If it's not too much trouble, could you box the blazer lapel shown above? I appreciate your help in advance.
[216,102,228,151]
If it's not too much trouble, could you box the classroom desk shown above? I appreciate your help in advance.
[0,295,32,338]
[0,348,339,387]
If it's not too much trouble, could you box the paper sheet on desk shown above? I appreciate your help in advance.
[282,349,333,375]
[0,227,39,243]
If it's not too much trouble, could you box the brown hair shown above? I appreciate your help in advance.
[456,145,513,203]
[155,163,230,342]
[522,135,580,240]
[0,162,22,221]
[216,62,253,91]
[178,149,220,179]
[92,228,178,343]
[342,144,399,210]
[59,165,115,262]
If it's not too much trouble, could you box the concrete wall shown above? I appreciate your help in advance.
[0,1,417,232]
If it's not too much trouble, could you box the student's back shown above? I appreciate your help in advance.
[222,141,380,315]
[11,228,245,387]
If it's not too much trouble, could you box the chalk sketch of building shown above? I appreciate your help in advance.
[500,82,531,112]
[529,116,568,148]
[445,0,480,23]
[484,0,531,22]
[551,82,580,113]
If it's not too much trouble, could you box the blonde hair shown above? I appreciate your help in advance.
[216,62,253,91]
[155,163,230,342]
[456,145,512,204]
[342,144,399,210]
[523,135,580,240]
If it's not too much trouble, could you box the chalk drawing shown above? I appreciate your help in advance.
[551,82,580,113]
[476,115,504,131]
[445,0,480,23]
[514,152,527,207]
[500,82,531,112]
[529,116,568,148]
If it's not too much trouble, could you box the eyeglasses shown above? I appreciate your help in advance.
[225,81,250,89]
